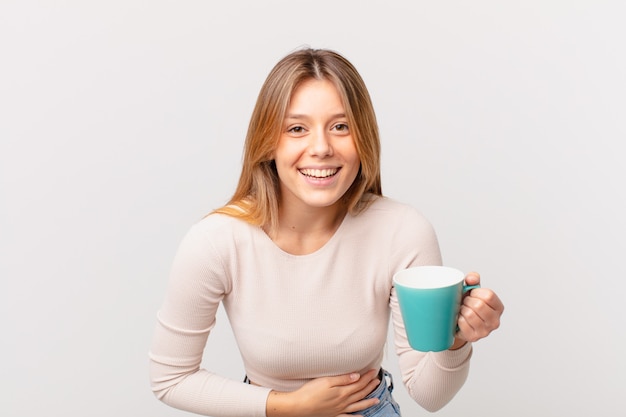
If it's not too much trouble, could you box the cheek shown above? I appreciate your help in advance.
[345,143,361,169]
[272,149,298,184]
[344,157,361,185]
[272,147,290,171]
[337,138,358,158]
[273,158,289,181]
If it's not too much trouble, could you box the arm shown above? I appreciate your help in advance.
[390,287,473,412]
[391,272,504,411]
[148,222,270,417]
[388,205,473,412]
[265,370,381,417]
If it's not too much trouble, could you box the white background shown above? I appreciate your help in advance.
[2,1,624,416]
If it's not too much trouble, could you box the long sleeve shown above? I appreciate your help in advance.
[387,202,472,411]
[390,288,472,411]
[148,222,271,417]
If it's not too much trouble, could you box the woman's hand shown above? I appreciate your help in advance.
[266,369,381,417]
[451,272,504,349]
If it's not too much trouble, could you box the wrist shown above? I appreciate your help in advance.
[266,390,298,417]
[449,337,467,350]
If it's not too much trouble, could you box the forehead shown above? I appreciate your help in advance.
[287,78,345,113]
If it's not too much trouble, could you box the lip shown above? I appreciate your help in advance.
[298,167,340,179]
[298,167,341,186]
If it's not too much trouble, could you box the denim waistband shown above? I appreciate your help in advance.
[355,369,401,417]
[365,369,393,399]
[242,369,392,390]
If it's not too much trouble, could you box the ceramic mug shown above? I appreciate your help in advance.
[393,266,480,352]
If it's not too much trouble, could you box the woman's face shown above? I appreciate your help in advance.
[274,78,361,212]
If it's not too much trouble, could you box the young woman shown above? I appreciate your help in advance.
[149,48,504,417]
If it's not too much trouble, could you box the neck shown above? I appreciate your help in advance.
[267,203,347,255]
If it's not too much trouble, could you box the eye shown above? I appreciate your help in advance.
[333,123,349,132]
[287,125,306,134]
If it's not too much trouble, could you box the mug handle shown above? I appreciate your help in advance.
[463,284,481,294]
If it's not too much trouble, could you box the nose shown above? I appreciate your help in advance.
[308,127,333,157]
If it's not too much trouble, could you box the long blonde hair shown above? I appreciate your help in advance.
[213,48,382,232]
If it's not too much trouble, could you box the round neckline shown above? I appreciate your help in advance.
[254,212,351,259]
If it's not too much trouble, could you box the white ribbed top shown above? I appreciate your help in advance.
[149,196,472,416]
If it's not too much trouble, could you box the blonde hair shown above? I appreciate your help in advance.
[213,48,382,232]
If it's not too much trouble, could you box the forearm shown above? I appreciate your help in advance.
[266,390,298,417]
[398,343,472,412]
[150,359,270,417]
[150,313,270,417]
[265,370,381,417]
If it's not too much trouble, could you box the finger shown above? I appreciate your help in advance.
[364,368,380,382]
[462,296,488,322]
[466,288,505,312]
[458,302,499,342]
[329,368,378,389]
[354,369,379,386]
[464,272,481,286]
[329,372,364,387]
[350,377,380,401]
[347,369,379,394]
[464,296,502,331]
[456,310,475,341]
[457,309,491,343]
[460,303,485,329]
[342,396,380,414]
[343,371,380,407]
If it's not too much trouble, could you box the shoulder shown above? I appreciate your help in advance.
[358,195,435,232]
[191,212,251,236]
[347,195,442,267]
[364,195,417,212]
[177,213,256,257]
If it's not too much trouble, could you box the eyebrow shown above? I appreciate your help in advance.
[284,113,347,120]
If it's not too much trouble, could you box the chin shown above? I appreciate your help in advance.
[303,196,344,209]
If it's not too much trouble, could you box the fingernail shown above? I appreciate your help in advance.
[350,373,360,381]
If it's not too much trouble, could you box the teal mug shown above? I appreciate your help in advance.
[393,266,480,352]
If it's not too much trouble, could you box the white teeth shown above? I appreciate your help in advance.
[300,168,338,178]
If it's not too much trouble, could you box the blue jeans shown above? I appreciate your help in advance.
[351,369,401,417]
[243,369,401,417]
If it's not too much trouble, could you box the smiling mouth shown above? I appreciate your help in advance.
[299,168,339,179]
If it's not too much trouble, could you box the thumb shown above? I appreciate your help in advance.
[464,271,481,286]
